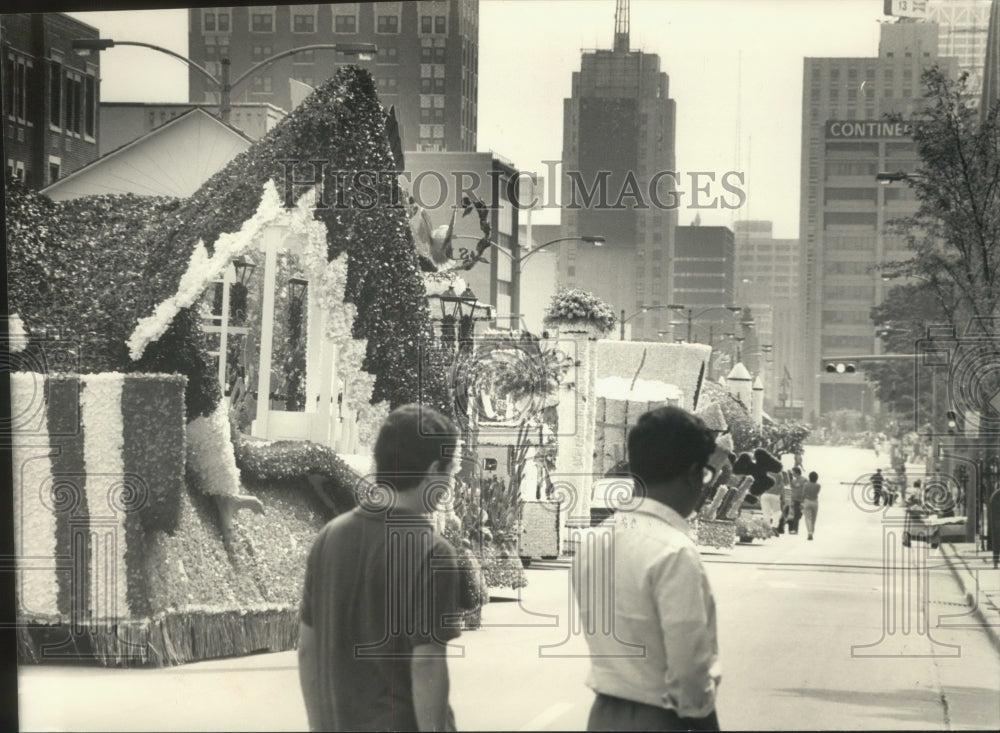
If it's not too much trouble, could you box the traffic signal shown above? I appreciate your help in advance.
[483,457,498,471]
[823,360,857,374]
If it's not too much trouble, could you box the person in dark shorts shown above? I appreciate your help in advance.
[573,406,722,731]
[298,404,464,731]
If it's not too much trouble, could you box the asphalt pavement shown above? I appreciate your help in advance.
[16,445,1000,731]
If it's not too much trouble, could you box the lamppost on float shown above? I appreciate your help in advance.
[72,38,377,124]
[451,233,604,330]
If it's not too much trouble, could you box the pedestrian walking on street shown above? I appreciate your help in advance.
[573,406,722,731]
[788,467,805,534]
[802,471,821,540]
[761,470,784,536]
[298,404,464,732]
[777,469,793,534]
[872,468,885,507]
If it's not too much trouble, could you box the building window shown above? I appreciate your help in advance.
[293,14,315,33]
[293,49,314,63]
[421,45,433,63]
[376,77,398,93]
[218,12,230,32]
[63,72,83,135]
[49,60,62,128]
[6,54,30,123]
[376,47,398,64]
[252,45,273,61]
[433,78,446,93]
[205,44,217,59]
[9,159,25,182]
[84,75,96,138]
[252,76,273,93]
[48,156,61,184]
[203,11,215,31]
[420,78,433,93]
[377,15,399,33]
[435,16,447,34]
[335,15,357,33]
[421,16,433,33]
[251,12,274,32]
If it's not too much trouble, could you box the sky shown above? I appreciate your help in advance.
[67,0,893,238]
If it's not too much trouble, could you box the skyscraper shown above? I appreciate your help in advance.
[734,220,803,417]
[187,2,478,153]
[799,21,958,421]
[927,0,993,97]
[559,1,677,342]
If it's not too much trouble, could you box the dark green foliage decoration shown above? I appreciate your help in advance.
[6,65,451,420]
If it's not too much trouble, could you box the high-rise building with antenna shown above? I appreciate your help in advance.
[559,0,678,341]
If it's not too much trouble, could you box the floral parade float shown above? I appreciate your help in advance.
[6,67,488,666]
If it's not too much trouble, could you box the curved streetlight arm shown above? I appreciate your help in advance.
[621,304,671,325]
[74,40,222,89]
[520,237,602,265]
[229,43,376,91]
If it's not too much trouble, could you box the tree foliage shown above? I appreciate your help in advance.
[866,281,950,418]
[883,67,1000,341]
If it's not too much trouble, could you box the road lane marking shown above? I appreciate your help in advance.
[518,702,575,731]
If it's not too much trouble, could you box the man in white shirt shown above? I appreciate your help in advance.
[572,406,722,731]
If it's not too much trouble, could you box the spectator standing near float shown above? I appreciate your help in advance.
[573,406,722,731]
[761,471,784,537]
[788,467,806,534]
[298,405,464,732]
[802,471,822,540]
[872,468,885,507]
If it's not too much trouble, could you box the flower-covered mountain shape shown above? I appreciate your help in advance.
[133,66,447,409]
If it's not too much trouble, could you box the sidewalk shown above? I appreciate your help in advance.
[939,540,1000,654]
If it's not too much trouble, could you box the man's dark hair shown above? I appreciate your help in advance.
[808,471,819,482]
[792,466,802,476]
[374,404,460,491]
[627,406,716,487]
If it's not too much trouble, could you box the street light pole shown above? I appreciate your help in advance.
[72,39,376,125]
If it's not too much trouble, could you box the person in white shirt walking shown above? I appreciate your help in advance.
[572,406,722,731]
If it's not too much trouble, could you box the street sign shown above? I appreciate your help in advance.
[883,0,928,19]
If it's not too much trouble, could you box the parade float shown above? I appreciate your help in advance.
[7,67,509,666]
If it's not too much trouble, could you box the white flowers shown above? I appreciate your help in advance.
[8,313,29,353]
[128,181,285,361]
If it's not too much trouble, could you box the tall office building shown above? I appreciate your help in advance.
[800,21,958,421]
[559,2,677,342]
[2,13,101,189]
[673,224,736,343]
[187,2,478,152]
[927,0,993,97]
[734,220,803,416]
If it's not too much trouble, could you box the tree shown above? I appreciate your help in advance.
[883,67,1000,346]
[866,281,950,419]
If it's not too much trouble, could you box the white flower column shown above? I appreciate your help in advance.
[553,325,601,550]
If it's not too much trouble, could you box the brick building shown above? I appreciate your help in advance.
[2,12,101,188]
[186,2,478,153]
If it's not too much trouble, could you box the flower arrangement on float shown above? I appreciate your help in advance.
[543,288,617,336]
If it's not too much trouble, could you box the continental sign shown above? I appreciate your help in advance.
[825,121,914,139]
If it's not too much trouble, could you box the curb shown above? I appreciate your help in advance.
[937,542,1000,656]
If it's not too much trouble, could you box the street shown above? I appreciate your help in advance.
[17,446,1000,731]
